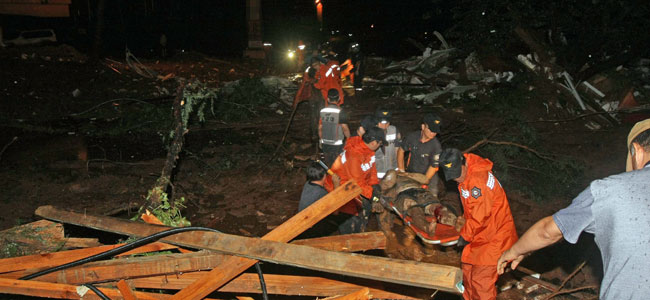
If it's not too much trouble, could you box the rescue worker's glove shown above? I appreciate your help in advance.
[371,184,382,203]
[456,236,469,249]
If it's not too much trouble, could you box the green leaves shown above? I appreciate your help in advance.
[146,187,191,228]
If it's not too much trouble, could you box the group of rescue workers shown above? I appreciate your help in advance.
[293,41,650,300]
[293,42,516,299]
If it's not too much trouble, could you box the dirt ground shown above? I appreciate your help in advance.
[0,44,639,299]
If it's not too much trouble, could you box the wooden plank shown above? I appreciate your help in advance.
[0,242,179,274]
[35,181,364,299]
[0,277,164,300]
[3,233,385,284]
[2,251,222,283]
[117,279,138,300]
[292,231,386,252]
[323,287,371,300]
[160,230,460,293]
[170,181,364,300]
[35,189,461,295]
[127,272,418,299]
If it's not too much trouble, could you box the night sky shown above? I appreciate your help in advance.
[0,0,450,57]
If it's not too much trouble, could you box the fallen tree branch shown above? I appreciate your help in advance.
[543,285,598,300]
[149,82,186,207]
[463,133,556,162]
[557,261,586,292]
[461,128,499,153]
[260,103,300,172]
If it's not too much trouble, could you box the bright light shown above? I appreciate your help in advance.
[263,42,272,47]
[298,45,305,50]
[287,51,295,59]
[371,24,374,28]
[348,33,352,37]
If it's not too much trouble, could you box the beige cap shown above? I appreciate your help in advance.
[626,118,650,172]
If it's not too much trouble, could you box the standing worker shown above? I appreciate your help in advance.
[397,113,443,196]
[325,127,386,234]
[439,148,518,300]
[314,56,344,106]
[374,108,401,179]
[497,119,650,299]
[293,57,327,145]
[319,89,351,166]
[348,42,365,91]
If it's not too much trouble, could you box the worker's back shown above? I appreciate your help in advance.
[589,165,650,299]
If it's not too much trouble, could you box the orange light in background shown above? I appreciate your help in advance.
[316,3,323,25]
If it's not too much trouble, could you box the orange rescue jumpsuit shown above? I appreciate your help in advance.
[324,136,378,215]
[292,65,319,108]
[457,153,518,300]
[314,60,344,105]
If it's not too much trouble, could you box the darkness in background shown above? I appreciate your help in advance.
[1,0,453,58]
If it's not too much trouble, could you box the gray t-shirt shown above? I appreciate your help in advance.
[298,182,328,212]
[400,130,442,174]
[553,164,650,299]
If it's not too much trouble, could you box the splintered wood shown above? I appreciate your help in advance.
[0,182,462,299]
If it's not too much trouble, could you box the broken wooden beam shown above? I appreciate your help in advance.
[36,181,364,299]
[169,181,364,300]
[126,273,418,299]
[3,232,385,284]
[35,201,461,294]
[1,251,220,283]
[291,231,386,251]
[116,279,138,300]
[0,277,165,300]
[0,242,179,274]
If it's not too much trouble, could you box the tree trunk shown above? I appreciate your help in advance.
[149,82,186,207]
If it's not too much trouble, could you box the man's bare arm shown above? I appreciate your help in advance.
[397,148,406,171]
[497,216,564,274]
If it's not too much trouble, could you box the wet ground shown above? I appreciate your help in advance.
[0,44,635,299]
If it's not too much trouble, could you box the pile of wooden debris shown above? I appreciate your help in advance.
[0,182,461,300]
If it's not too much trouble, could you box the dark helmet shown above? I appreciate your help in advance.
[327,88,340,102]
[349,42,360,53]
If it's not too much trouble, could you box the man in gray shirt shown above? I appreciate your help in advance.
[298,161,329,212]
[497,118,650,299]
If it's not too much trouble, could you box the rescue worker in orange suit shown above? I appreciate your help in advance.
[340,58,354,85]
[293,56,327,144]
[319,89,351,167]
[314,57,344,106]
[324,127,386,234]
[296,40,306,70]
[438,148,518,300]
[348,42,365,91]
